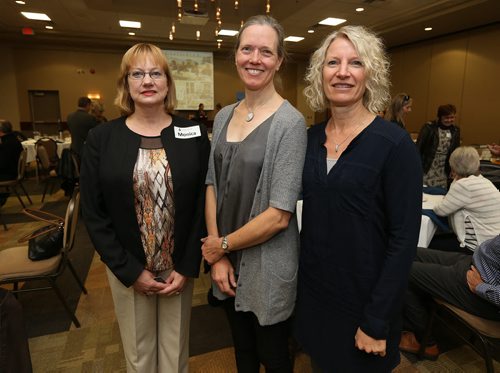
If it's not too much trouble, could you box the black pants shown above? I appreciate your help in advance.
[403,247,500,342]
[222,298,292,373]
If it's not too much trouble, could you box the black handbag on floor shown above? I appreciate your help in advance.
[18,209,64,261]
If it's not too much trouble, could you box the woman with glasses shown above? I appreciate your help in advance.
[80,43,210,372]
[384,93,412,129]
[416,104,460,189]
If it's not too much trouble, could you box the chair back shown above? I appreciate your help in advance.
[62,188,80,255]
[17,149,27,182]
[35,138,59,167]
[480,161,500,189]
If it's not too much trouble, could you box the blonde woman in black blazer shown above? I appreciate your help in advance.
[80,43,209,373]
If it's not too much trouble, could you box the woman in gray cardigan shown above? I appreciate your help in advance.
[201,15,306,372]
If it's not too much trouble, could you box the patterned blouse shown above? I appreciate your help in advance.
[133,135,175,272]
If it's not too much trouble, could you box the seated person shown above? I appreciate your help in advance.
[431,146,500,252]
[488,143,500,157]
[0,120,23,206]
[400,235,500,359]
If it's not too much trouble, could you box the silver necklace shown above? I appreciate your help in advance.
[245,101,267,122]
[331,122,363,152]
[245,112,255,122]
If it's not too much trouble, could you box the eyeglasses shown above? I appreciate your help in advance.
[128,70,165,80]
[403,95,410,103]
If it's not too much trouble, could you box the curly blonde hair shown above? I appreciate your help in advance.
[114,43,177,116]
[303,25,390,114]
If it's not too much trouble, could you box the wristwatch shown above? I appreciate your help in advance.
[221,236,230,254]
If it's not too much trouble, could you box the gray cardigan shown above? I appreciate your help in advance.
[206,100,307,326]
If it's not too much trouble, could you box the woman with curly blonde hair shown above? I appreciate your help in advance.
[295,26,423,372]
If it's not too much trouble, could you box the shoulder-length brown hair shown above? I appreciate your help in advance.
[114,43,177,115]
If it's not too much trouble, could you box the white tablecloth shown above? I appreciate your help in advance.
[22,139,71,163]
[296,193,445,248]
[418,193,445,247]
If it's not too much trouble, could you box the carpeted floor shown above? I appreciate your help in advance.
[3,181,500,371]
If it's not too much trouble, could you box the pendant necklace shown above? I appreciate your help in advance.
[331,122,363,152]
[245,100,267,122]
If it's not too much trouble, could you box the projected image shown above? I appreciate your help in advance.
[163,50,214,111]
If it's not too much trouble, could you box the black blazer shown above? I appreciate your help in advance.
[80,116,210,287]
[67,109,99,158]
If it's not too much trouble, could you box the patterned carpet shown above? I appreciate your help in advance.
[2,183,500,372]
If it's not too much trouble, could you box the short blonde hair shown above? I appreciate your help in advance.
[449,146,480,177]
[303,25,390,113]
[114,43,177,115]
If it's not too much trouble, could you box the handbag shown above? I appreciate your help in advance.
[18,209,64,261]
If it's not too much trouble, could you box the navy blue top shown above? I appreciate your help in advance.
[295,116,423,372]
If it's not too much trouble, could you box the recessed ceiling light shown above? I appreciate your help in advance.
[424,27,433,31]
[45,25,53,30]
[307,29,314,34]
[356,8,364,12]
[216,38,223,42]
[128,32,135,36]
[318,17,346,26]
[15,1,26,4]
[21,11,51,21]
[217,29,238,36]
[119,20,141,29]
[284,36,304,42]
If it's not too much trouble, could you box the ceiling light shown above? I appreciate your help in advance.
[217,29,238,36]
[45,25,53,30]
[307,29,314,34]
[318,17,346,26]
[424,27,433,31]
[356,8,364,12]
[216,38,223,42]
[119,20,141,29]
[284,36,304,42]
[21,11,51,21]
[15,1,26,4]
[128,32,135,36]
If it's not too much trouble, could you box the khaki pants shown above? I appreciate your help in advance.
[106,267,193,373]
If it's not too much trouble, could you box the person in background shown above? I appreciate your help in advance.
[384,93,412,129]
[295,25,422,372]
[430,146,500,252]
[400,235,500,359]
[90,101,108,123]
[0,120,23,206]
[81,43,210,373]
[67,96,98,162]
[416,104,460,189]
[201,15,306,372]
[487,143,500,157]
[194,103,207,121]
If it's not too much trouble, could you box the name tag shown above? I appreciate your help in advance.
[174,125,201,139]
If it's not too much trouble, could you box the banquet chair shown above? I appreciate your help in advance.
[0,189,87,328]
[420,298,500,372]
[0,149,33,208]
[480,161,500,189]
[36,138,60,202]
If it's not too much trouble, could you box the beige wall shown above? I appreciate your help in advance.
[389,23,500,144]
[0,45,21,130]
[4,22,499,142]
[8,47,303,124]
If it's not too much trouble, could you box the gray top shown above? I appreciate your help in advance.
[206,100,307,326]
[214,111,272,274]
